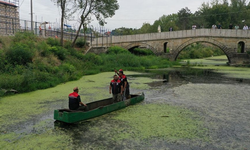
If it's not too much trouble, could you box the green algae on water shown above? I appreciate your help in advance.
[89,103,208,142]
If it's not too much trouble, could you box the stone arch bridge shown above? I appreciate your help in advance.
[88,29,250,65]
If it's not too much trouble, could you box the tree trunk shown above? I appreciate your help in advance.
[72,21,83,47]
[60,0,66,46]
[60,14,64,46]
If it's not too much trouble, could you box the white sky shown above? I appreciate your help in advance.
[19,0,207,30]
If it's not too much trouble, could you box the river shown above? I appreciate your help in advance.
[1,56,250,150]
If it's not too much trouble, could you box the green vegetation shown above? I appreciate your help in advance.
[111,104,208,141]
[130,48,155,56]
[110,1,250,35]
[75,37,87,48]
[178,43,225,59]
[0,32,177,97]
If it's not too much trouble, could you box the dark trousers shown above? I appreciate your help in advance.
[77,105,88,111]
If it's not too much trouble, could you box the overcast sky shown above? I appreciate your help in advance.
[19,0,208,30]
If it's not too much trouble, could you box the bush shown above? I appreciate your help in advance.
[46,37,60,46]
[37,41,51,57]
[13,32,37,43]
[67,47,85,60]
[64,40,73,49]
[132,48,155,56]
[60,63,76,75]
[178,43,225,59]
[107,46,130,54]
[6,43,35,65]
[49,46,69,60]
[83,53,103,65]
[75,38,86,48]
[0,50,6,71]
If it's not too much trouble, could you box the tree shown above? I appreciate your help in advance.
[71,0,119,47]
[230,0,250,27]
[53,0,70,46]
[199,1,232,28]
[177,7,192,30]
[139,23,151,34]
[154,14,179,32]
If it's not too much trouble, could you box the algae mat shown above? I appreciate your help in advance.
[0,71,208,150]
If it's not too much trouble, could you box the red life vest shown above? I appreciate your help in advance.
[110,79,121,94]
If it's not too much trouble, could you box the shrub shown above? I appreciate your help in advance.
[37,41,51,57]
[83,53,103,65]
[64,40,73,49]
[6,43,35,65]
[60,63,76,75]
[0,50,6,71]
[75,38,86,48]
[48,46,69,60]
[46,37,60,46]
[12,32,37,43]
[107,46,130,54]
[67,47,85,60]
[132,48,155,56]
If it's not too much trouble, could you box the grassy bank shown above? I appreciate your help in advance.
[0,32,178,97]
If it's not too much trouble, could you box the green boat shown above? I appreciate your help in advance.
[54,92,145,123]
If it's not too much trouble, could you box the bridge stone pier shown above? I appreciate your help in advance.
[89,29,250,65]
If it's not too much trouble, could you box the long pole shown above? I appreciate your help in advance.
[31,0,34,33]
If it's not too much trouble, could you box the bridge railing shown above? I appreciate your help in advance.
[92,29,250,47]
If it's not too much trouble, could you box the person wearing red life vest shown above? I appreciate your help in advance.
[109,75,123,103]
[115,69,130,100]
[68,87,88,111]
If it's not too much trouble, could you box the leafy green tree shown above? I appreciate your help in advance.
[159,14,179,31]
[71,0,119,46]
[111,27,137,35]
[177,7,192,30]
[230,0,250,27]
[139,23,152,34]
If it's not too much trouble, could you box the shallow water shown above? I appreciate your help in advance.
[1,66,250,150]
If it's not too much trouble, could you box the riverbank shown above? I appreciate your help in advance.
[0,32,177,97]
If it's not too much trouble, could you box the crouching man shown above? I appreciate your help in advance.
[69,87,88,111]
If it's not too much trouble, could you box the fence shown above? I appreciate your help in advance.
[0,18,102,44]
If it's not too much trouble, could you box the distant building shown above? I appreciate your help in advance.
[0,0,19,35]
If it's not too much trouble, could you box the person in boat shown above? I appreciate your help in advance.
[69,87,88,111]
[109,75,123,103]
[115,69,130,100]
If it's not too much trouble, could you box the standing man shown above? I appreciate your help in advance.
[217,23,222,29]
[115,69,130,100]
[235,24,239,30]
[68,87,88,111]
[243,24,248,30]
[109,75,123,103]
[212,24,217,29]
[229,23,233,29]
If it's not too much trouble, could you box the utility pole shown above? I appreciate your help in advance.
[31,0,34,33]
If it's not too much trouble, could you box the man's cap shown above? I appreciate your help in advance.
[73,87,79,91]
[119,69,123,73]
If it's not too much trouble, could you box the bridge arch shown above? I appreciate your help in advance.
[173,37,231,63]
[237,40,246,53]
[125,42,157,54]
